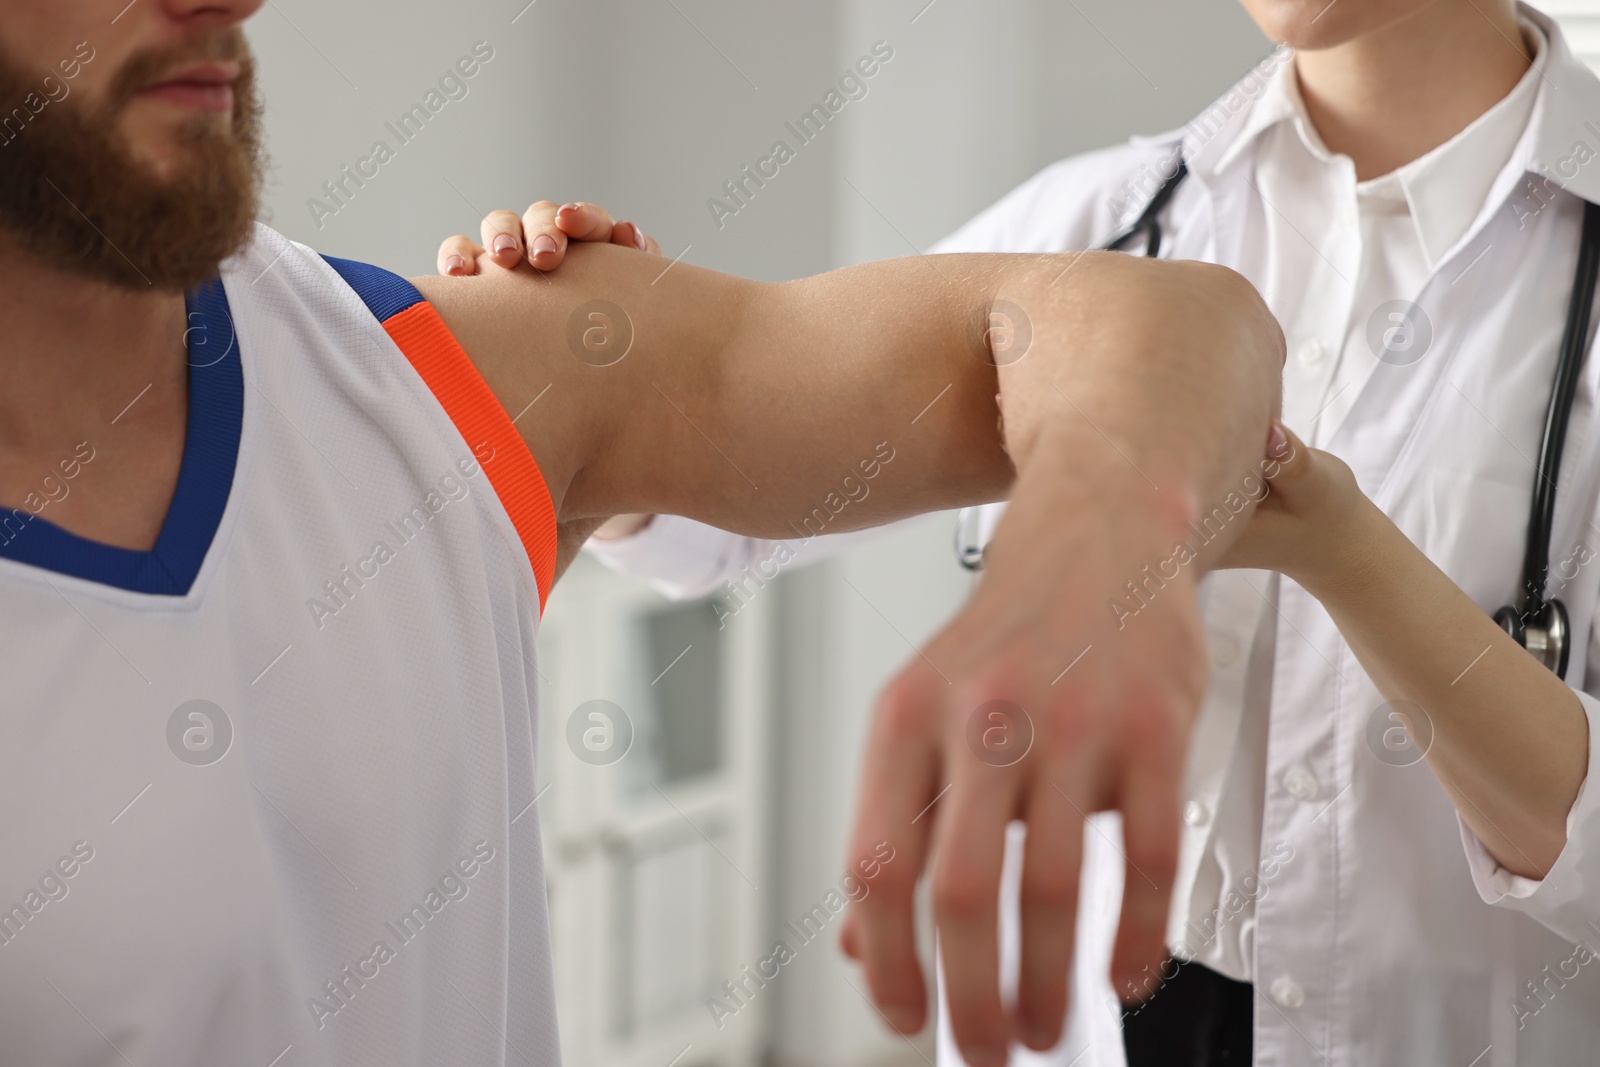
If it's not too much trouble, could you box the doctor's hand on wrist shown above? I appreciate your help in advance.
[1214,421,1375,594]
[435,199,659,276]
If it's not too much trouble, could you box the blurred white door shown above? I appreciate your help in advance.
[537,557,774,1067]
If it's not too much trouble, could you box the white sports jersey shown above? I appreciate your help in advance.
[0,224,562,1066]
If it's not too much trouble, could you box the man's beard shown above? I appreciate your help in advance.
[0,32,265,292]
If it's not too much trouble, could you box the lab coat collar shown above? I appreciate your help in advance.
[1516,2,1600,209]
[1121,44,1295,188]
[1423,4,1600,272]
[1180,44,1297,181]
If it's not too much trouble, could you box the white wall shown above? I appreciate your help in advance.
[250,0,1266,279]
[246,3,1268,1065]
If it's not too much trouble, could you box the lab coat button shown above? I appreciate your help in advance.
[1183,800,1209,827]
[1298,339,1325,366]
[1283,767,1319,801]
[1270,976,1306,1009]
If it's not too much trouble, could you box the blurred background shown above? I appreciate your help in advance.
[245,2,1600,1065]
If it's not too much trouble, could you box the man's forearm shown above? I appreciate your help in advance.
[695,251,1283,546]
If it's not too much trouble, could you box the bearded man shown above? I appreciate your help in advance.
[0,2,1283,1065]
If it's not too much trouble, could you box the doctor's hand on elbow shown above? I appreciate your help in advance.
[435,199,659,276]
[437,201,659,544]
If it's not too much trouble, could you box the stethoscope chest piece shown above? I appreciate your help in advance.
[955,505,987,572]
[1494,598,1571,678]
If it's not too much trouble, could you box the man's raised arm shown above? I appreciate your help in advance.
[415,244,1284,1067]
[414,245,1279,554]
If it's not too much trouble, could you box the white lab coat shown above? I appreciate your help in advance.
[589,7,1600,1063]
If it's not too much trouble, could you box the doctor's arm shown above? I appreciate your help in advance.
[1219,428,1590,883]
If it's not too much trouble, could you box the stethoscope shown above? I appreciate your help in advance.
[955,160,1600,680]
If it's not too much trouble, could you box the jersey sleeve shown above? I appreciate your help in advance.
[322,255,560,611]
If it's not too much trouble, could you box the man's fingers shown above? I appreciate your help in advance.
[437,235,484,277]
[839,911,861,961]
[1107,699,1183,1003]
[932,770,1019,1067]
[848,670,943,1035]
[480,209,527,269]
[555,201,617,242]
[1014,777,1082,1051]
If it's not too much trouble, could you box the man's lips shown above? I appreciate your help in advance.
[137,61,239,112]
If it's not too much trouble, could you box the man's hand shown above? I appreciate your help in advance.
[435,199,659,276]
[840,256,1284,1067]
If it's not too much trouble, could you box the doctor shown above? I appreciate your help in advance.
[442,1,1600,1064]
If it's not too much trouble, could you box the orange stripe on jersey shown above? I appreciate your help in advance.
[381,301,558,612]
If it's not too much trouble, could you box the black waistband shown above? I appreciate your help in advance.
[1122,960,1253,1066]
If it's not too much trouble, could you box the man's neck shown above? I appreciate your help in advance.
[1295,1,1533,181]
[0,247,191,550]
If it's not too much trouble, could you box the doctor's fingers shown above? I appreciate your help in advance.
[555,202,659,255]
[1106,697,1184,1003]
[1014,774,1084,1052]
[932,768,1022,1067]
[846,671,946,1035]
[518,201,571,270]
[480,209,531,269]
[437,234,484,276]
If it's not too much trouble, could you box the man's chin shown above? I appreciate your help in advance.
[117,113,235,173]
[0,40,265,293]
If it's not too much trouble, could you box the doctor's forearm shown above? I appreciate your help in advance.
[1302,498,1589,878]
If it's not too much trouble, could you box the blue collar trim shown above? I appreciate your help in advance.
[0,278,244,596]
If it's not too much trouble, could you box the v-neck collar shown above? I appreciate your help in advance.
[0,277,243,596]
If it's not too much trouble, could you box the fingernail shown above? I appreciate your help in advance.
[634,227,648,251]
[1268,421,1289,458]
[559,202,581,216]
[492,233,518,256]
[531,235,558,257]
[965,1044,1006,1067]
[445,254,465,275]
[1022,1023,1056,1050]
